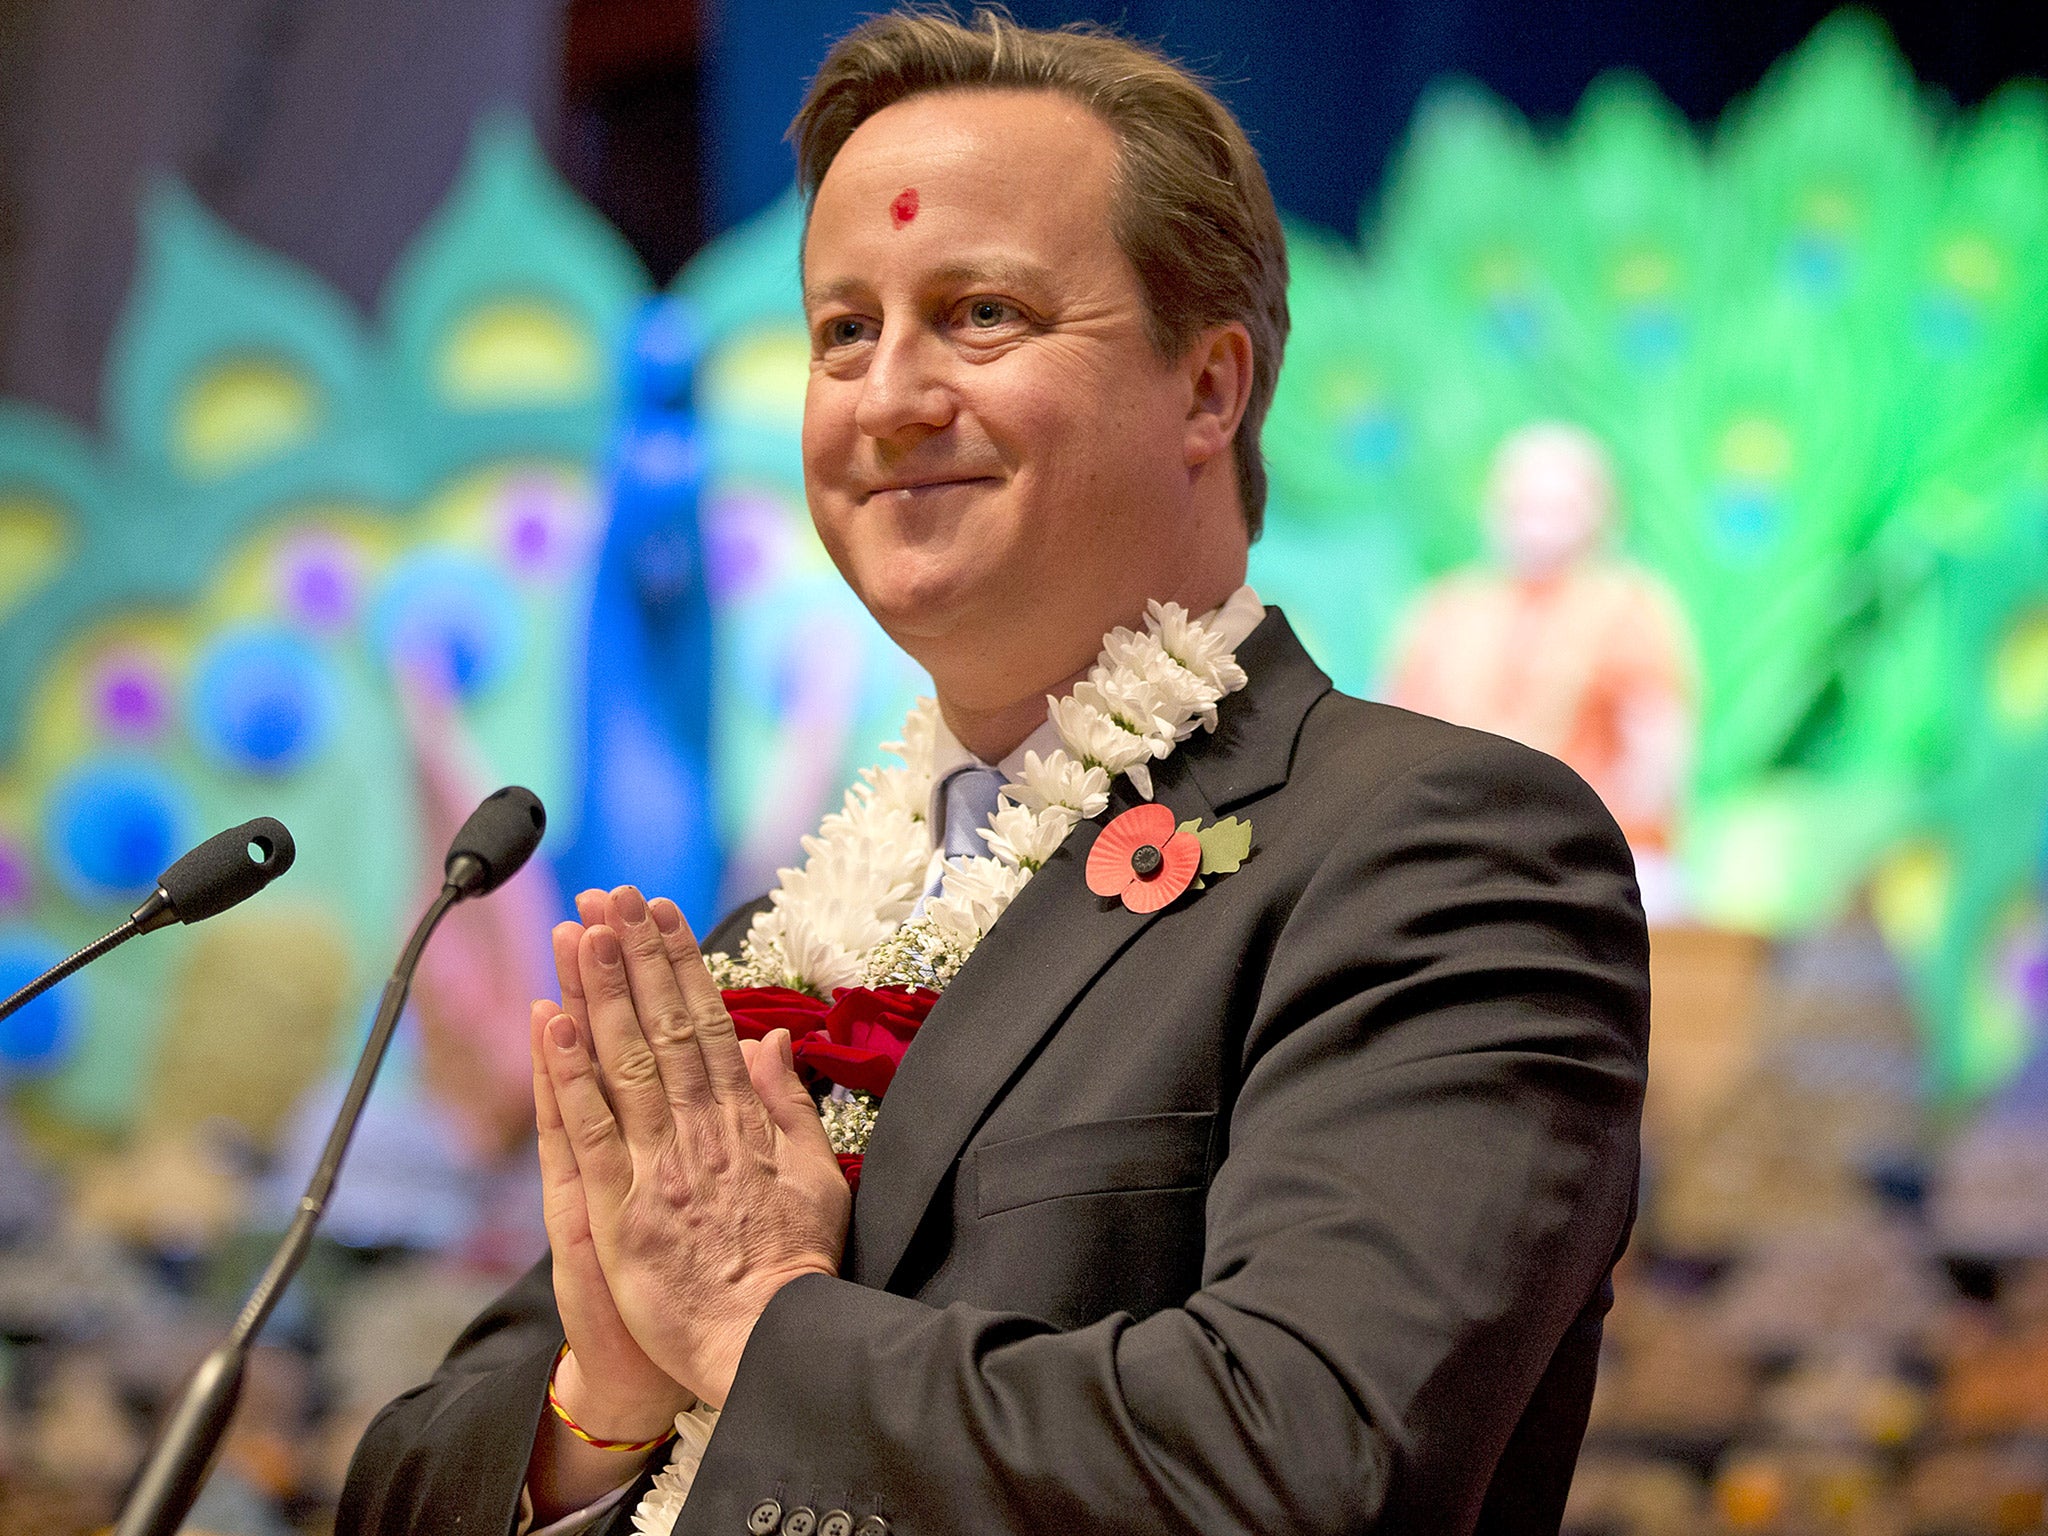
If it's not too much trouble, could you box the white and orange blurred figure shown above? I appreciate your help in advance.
[1388,422,1697,919]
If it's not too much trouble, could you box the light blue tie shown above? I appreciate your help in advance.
[913,765,1007,915]
[940,765,1007,862]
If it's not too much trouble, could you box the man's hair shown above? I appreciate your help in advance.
[789,8,1290,538]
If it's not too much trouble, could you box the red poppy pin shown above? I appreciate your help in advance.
[1085,802,1253,913]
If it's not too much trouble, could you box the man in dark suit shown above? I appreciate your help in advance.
[340,12,1648,1534]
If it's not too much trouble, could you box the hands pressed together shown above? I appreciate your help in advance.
[529,885,851,1462]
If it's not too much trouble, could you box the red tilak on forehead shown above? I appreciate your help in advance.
[889,188,919,227]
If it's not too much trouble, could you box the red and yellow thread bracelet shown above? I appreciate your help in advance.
[546,1343,676,1453]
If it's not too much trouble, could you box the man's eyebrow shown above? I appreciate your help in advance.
[802,277,865,312]
[802,259,1059,313]
[924,258,1058,293]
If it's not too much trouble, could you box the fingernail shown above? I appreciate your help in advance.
[549,1014,578,1050]
[649,898,681,934]
[778,1029,795,1070]
[613,885,647,924]
[590,927,622,966]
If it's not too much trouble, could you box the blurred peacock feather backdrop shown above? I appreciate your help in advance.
[2,12,2046,1177]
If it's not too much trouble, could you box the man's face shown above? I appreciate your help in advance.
[1487,428,1610,581]
[800,88,1204,701]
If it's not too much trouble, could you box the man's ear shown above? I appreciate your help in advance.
[1183,323,1254,471]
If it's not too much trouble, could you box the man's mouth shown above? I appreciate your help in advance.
[861,475,999,502]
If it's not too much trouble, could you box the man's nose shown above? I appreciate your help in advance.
[854,325,954,442]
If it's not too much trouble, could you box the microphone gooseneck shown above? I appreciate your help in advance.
[114,788,547,1536]
[0,925,141,1026]
[0,817,297,1025]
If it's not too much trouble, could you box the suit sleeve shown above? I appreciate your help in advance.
[672,734,1650,1535]
[336,1256,562,1534]
[335,897,773,1535]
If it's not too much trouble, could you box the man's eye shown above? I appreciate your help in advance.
[825,318,871,347]
[966,300,1018,329]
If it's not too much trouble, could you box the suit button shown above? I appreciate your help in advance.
[819,1512,853,1536]
[781,1508,817,1536]
[747,1499,783,1534]
[854,1519,891,1536]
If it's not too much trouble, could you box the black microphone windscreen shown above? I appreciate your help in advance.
[156,818,296,925]
[445,787,546,896]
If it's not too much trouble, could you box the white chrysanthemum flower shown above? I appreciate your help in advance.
[632,1402,720,1534]
[1002,750,1111,819]
[977,800,1076,869]
[1094,627,1222,737]
[929,855,1032,939]
[1048,694,1157,777]
[882,696,942,776]
[1148,600,1249,696]
[809,808,927,874]
[1098,625,1174,695]
[742,904,786,961]
[800,815,929,912]
[850,762,929,822]
[1141,659,1226,735]
[777,907,867,993]
[961,855,1032,906]
[819,795,895,850]
[780,848,921,942]
[1073,674,1176,748]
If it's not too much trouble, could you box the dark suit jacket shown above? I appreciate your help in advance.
[339,610,1649,1535]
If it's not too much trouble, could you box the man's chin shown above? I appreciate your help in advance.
[862,585,974,643]
[852,569,1006,650]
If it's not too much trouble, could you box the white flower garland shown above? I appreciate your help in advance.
[632,600,1247,1535]
[709,598,1248,998]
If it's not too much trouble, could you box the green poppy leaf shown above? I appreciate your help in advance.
[1196,816,1254,876]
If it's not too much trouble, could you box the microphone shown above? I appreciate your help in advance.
[114,788,546,1536]
[0,818,296,1024]
[445,784,546,896]
[134,817,296,932]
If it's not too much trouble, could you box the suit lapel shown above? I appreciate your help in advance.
[844,610,1332,1291]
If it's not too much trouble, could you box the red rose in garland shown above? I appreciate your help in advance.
[720,986,828,1042]
[718,984,938,1189]
[793,984,938,1096]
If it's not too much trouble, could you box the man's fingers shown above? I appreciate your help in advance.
[577,924,677,1147]
[552,921,589,1027]
[542,1009,634,1202]
[647,893,756,1104]
[532,1003,593,1240]
[749,1028,836,1157]
[613,888,752,1106]
[647,897,726,1017]
[532,997,564,1129]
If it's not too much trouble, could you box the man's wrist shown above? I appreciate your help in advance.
[552,1349,693,1443]
[692,1262,836,1409]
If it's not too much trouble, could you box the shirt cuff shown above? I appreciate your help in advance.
[516,1477,637,1536]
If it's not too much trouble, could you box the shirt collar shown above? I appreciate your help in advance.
[924,584,1265,840]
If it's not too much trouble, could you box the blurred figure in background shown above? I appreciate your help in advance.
[1389,422,1697,919]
